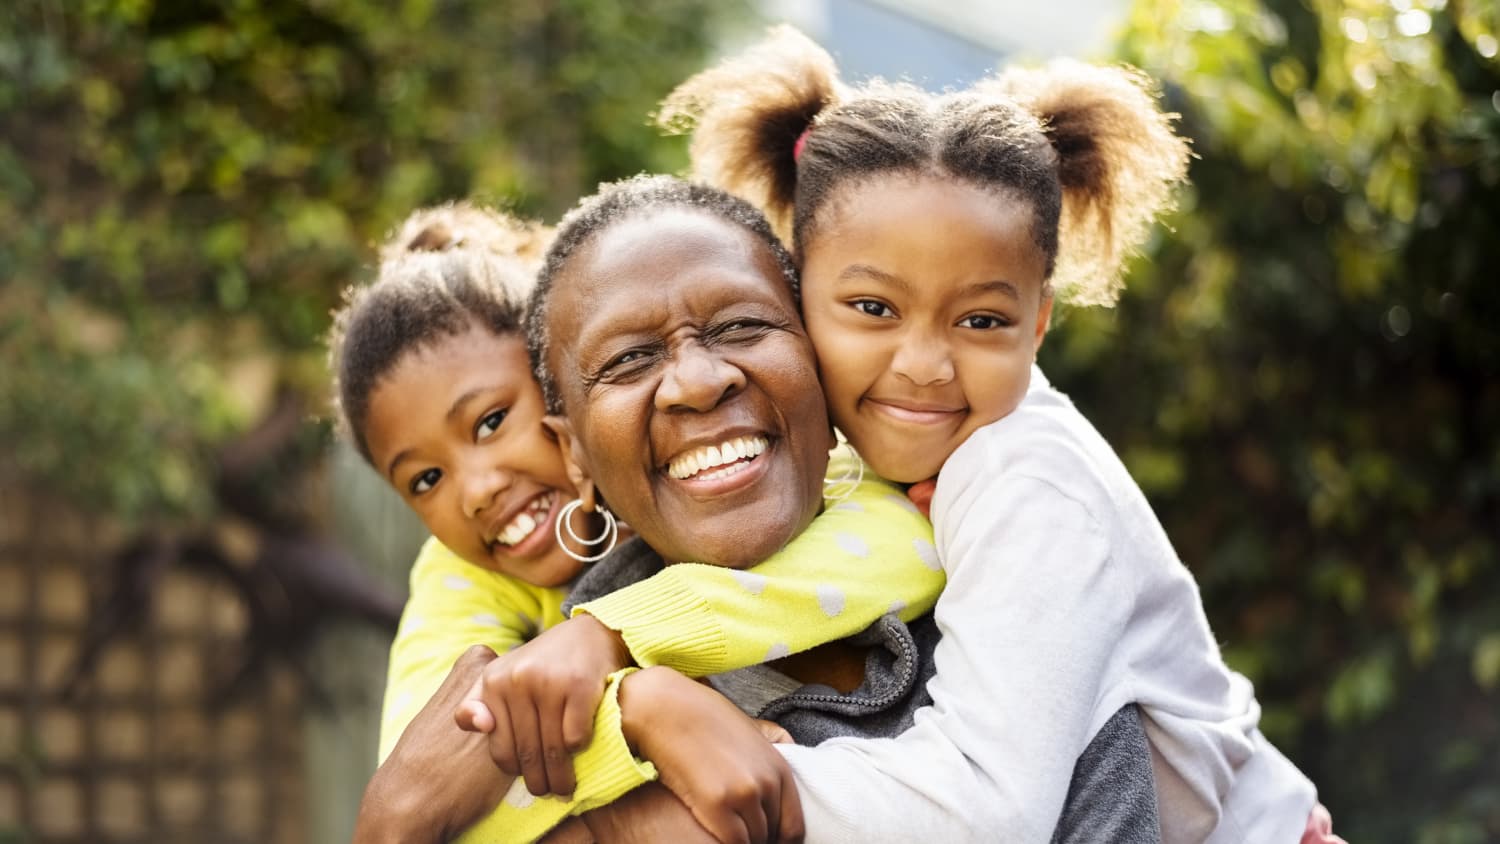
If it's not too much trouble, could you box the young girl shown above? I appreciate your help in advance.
[650,25,1340,844]
[329,201,945,841]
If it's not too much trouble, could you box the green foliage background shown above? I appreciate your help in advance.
[0,0,742,524]
[2,0,1497,840]
[1041,1,1499,840]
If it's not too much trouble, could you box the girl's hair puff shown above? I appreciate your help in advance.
[658,25,841,244]
[980,61,1191,305]
[664,27,1191,306]
[328,201,552,463]
[524,174,799,415]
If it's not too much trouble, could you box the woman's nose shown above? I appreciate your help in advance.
[655,342,746,412]
[890,332,955,387]
[462,462,514,518]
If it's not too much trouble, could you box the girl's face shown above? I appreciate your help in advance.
[546,208,830,569]
[363,326,585,587]
[800,174,1054,484]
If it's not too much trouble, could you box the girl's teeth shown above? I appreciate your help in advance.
[495,492,555,546]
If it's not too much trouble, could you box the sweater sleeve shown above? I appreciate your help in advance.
[571,456,944,676]
[776,466,1137,842]
[379,538,563,763]
[455,669,657,844]
[380,540,654,843]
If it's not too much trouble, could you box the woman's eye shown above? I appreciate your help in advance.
[477,409,508,439]
[959,314,1010,330]
[603,348,654,376]
[852,300,894,319]
[714,319,770,341]
[410,468,441,495]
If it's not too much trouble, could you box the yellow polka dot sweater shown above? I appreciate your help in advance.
[376,455,942,842]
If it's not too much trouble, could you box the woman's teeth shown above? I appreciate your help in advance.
[494,491,556,547]
[667,435,768,480]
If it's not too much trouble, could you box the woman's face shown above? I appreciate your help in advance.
[364,327,586,587]
[546,208,830,569]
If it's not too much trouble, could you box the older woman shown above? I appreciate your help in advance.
[357,176,1159,843]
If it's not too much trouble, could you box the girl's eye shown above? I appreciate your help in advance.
[959,313,1011,330]
[477,409,508,439]
[410,468,441,495]
[852,300,894,319]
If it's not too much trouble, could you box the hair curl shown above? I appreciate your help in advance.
[328,201,552,462]
[524,174,799,414]
[661,25,1191,305]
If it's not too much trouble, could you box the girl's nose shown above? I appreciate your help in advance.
[462,463,514,519]
[655,342,746,413]
[889,332,955,387]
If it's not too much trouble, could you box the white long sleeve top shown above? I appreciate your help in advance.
[780,366,1316,843]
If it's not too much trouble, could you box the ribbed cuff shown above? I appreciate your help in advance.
[573,568,729,677]
[570,667,658,813]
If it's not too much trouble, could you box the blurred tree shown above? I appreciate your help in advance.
[1042,1,1499,840]
[0,0,743,524]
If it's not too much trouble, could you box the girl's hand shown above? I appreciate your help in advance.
[454,613,632,796]
[618,667,805,844]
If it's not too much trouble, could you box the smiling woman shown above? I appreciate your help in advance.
[540,205,831,569]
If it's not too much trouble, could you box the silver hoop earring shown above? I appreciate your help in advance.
[823,435,865,506]
[555,498,618,564]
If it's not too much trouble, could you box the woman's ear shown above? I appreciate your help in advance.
[543,415,601,511]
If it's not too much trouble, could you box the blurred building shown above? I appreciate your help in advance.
[763,0,1129,87]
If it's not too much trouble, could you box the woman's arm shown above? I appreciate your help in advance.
[357,645,510,844]
[379,539,655,843]
[379,538,562,760]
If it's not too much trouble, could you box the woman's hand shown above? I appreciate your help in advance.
[618,667,804,844]
[354,645,514,844]
[454,613,632,796]
[574,783,719,843]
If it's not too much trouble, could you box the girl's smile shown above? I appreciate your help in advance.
[800,174,1053,484]
[363,326,589,587]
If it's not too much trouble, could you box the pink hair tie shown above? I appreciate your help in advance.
[792,127,812,162]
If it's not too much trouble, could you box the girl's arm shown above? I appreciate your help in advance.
[774,467,1141,841]
[573,455,944,675]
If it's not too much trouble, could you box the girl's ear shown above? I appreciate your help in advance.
[542,415,601,511]
[1033,294,1055,354]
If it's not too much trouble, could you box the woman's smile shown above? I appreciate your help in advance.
[547,207,829,569]
[663,432,773,494]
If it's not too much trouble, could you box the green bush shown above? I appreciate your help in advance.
[1041,1,1499,838]
[0,0,743,524]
